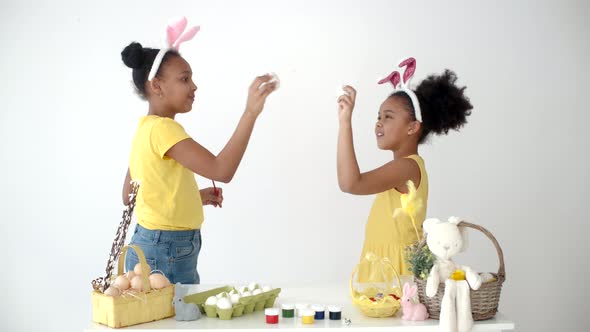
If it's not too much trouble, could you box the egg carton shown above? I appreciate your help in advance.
[183,285,281,320]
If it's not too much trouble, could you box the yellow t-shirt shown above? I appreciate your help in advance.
[358,154,428,280]
[129,115,204,230]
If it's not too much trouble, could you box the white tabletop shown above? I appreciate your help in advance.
[85,284,515,331]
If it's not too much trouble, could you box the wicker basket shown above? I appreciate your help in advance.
[350,255,402,318]
[91,245,175,328]
[414,221,505,320]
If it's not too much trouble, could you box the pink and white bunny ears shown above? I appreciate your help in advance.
[378,57,422,122]
[147,17,200,81]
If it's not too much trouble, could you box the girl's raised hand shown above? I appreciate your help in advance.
[337,85,357,123]
[245,74,277,117]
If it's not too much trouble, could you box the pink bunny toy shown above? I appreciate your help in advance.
[401,282,429,321]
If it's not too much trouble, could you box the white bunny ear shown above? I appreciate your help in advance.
[448,216,462,225]
[423,218,442,235]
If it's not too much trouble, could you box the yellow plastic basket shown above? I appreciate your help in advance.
[91,245,174,328]
[350,254,402,318]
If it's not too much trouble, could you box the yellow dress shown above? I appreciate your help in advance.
[358,155,428,281]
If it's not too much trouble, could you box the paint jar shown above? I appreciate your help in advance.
[312,304,325,320]
[301,309,315,324]
[281,304,295,318]
[265,308,279,324]
[296,303,309,317]
[328,305,342,320]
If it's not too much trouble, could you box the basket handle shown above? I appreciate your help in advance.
[417,221,506,282]
[117,245,152,293]
[349,256,403,298]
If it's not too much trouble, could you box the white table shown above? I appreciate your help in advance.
[85,284,515,331]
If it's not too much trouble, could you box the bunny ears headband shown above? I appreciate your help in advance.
[148,17,200,81]
[378,57,422,122]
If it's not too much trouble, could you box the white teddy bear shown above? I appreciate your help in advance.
[424,217,482,332]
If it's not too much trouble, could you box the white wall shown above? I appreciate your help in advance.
[1,0,588,331]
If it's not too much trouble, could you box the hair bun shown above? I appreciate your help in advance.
[121,42,145,69]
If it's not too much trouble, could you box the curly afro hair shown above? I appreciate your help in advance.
[391,69,473,144]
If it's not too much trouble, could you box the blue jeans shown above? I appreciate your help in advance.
[124,224,202,284]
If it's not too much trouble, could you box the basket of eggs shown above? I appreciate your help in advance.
[91,245,174,328]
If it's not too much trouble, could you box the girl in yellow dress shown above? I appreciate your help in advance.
[336,58,473,281]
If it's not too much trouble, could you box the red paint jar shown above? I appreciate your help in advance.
[265,308,279,324]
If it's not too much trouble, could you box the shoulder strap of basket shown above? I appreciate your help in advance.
[91,181,140,292]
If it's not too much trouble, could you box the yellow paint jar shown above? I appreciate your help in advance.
[301,309,315,324]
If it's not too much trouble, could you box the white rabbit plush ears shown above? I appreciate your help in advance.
[378,57,422,122]
[423,217,469,260]
[148,17,200,81]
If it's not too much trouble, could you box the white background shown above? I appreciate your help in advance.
[1,0,588,331]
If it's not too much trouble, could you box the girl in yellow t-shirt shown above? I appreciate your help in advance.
[336,58,473,281]
[119,35,276,284]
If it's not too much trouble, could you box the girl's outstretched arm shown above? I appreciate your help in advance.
[166,75,277,183]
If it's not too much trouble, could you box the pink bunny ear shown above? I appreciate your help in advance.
[403,282,411,295]
[172,25,200,50]
[409,284,418,297]
[398,57,416,84]
[378,70,401,89]
[166,17,188,46]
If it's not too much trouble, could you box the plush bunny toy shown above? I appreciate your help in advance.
[424,217,482,332]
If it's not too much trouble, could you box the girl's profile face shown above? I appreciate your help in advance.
[375,96,415,150]
[157,56,197,114]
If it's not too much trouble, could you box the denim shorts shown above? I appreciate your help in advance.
[124,224,202,284]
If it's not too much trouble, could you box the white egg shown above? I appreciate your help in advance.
[205,296,218,306]
[239,286,248,294]
[216,291,229,299]
[241,291,252,297]
[228,289,238,296]
[248,282,259,291]
[217,297,232,310]
[262,285,272,292]
[252,289,262,295]
[230,294,241,304]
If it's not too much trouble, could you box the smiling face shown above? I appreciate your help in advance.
[152,55,197,114]
[375,95,417,150]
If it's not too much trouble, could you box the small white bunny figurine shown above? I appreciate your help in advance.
[401,282,429,321]
[173,283,201,321]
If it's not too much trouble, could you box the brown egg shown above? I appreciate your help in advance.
[126,271,136,280]
[130,275,144,290]
[133,263,144,275]
[149,273,171,289]
[113,275,130,290]
[104,286,121,297]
